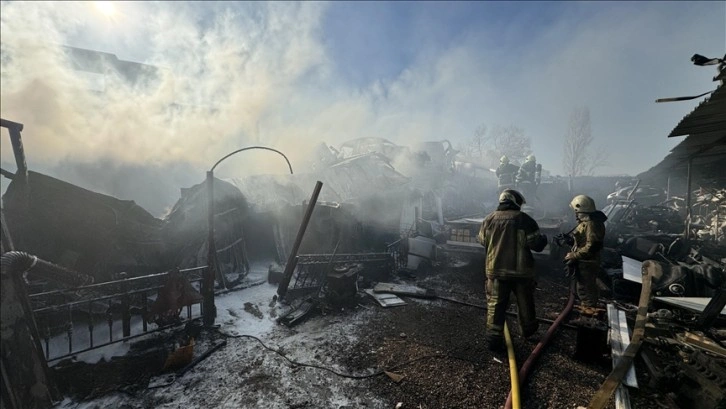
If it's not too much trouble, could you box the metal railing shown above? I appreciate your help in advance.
[28,266,206,362]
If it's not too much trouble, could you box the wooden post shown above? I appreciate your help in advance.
[277,181,324,299]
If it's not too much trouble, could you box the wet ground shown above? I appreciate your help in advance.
[52,253,666,409]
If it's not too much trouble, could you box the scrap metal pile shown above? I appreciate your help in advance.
[550,181,726,409]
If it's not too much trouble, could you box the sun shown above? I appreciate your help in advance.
[95,1,116,17]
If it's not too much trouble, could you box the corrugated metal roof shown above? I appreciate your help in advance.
[638,133,726,177]
[668,81,726,138]
[639,65,726,179]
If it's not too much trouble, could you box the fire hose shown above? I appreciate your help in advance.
[503,322,521,409]
[504,278,576,409]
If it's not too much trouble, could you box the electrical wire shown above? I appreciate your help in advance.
[213,329,484,380]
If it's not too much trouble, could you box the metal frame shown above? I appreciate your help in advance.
[29,266,206,362]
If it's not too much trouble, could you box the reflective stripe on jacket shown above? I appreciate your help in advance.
[571,211,607,267]
[478,206,546,279]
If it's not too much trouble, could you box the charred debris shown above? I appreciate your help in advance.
[1,56,726,409]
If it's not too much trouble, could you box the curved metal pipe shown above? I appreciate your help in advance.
[0,250,37,273]
[504,279,576,409]
[211,146,293,174]
[1,251,94,287]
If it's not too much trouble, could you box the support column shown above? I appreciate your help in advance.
[203,171,217,327]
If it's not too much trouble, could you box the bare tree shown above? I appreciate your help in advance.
[489,125,531,164]
[460,124,531,165]
[471,124,487,159]
[562,107,608,176]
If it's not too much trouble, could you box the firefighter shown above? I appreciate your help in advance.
[478,189,548,351]
[516,154,538,201]
[564,195,608,313]
[495,155,519,192]
[516,154,536,184]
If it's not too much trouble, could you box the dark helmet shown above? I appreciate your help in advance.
[499,189,526,208]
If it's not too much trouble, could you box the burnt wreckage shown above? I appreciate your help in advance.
[2,55,726,409]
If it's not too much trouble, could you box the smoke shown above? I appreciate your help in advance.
[1,1,724,216]
[1,2,328,172]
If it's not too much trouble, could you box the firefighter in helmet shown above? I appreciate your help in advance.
[478,189,548,351]
[516,154,539,201]
[495,155,519,192]
[564,195,608,313]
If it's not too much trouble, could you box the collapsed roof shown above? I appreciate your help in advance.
[2,171,164,280]
[228,152,411,210]
[639,60,726,185]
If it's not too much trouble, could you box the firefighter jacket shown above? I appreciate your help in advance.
[496,163,519,185]
[478,202,548,279]
[516,160,537,184]
[571,211,608,267]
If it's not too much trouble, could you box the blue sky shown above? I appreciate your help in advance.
[323,1,573,87]
[1,1,725,211]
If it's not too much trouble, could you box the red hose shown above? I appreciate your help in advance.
[504,279,577,409]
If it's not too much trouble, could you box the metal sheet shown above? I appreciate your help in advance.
[373,283,436,298]
[364,289,406,307]
[622,256,643,283]
[654,297,726,315]
[445,240,481,248]
[607,304,638,388]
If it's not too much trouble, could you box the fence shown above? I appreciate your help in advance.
[28,266,206,362]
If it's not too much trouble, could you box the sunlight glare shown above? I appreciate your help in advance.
[95,1,116,17]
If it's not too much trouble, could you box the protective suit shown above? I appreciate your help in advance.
[516,155,537,185]
[565,195,608,309]
[516,155,538,201]
[478,189,548,350]
[495,156,519,192]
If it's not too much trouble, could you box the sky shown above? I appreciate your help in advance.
[1,1,724,215]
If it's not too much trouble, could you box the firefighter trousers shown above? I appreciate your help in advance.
[485,277,539,341]
[576,263,600,308]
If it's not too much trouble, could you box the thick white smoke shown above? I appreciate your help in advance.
[1,1,723,216]
[0,2,328,175]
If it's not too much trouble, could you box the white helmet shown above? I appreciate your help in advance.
[570,195,596,213]
[499,189,526,207]
[500,155,509,165]
[525,154,536,162]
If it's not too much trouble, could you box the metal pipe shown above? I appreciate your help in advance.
[504,279,576,409]
[277,181,324,299]
[204,170,218,326]
[0,119,27,188]
[205,146,294,321]
[0,251,59,400]
[211,146,293,174]
[28,266,206,299]
[1,198,14,253]
[1,251,93,287]
[0,167,14,180]
[685,157,693,241]
[625,179,641,201]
